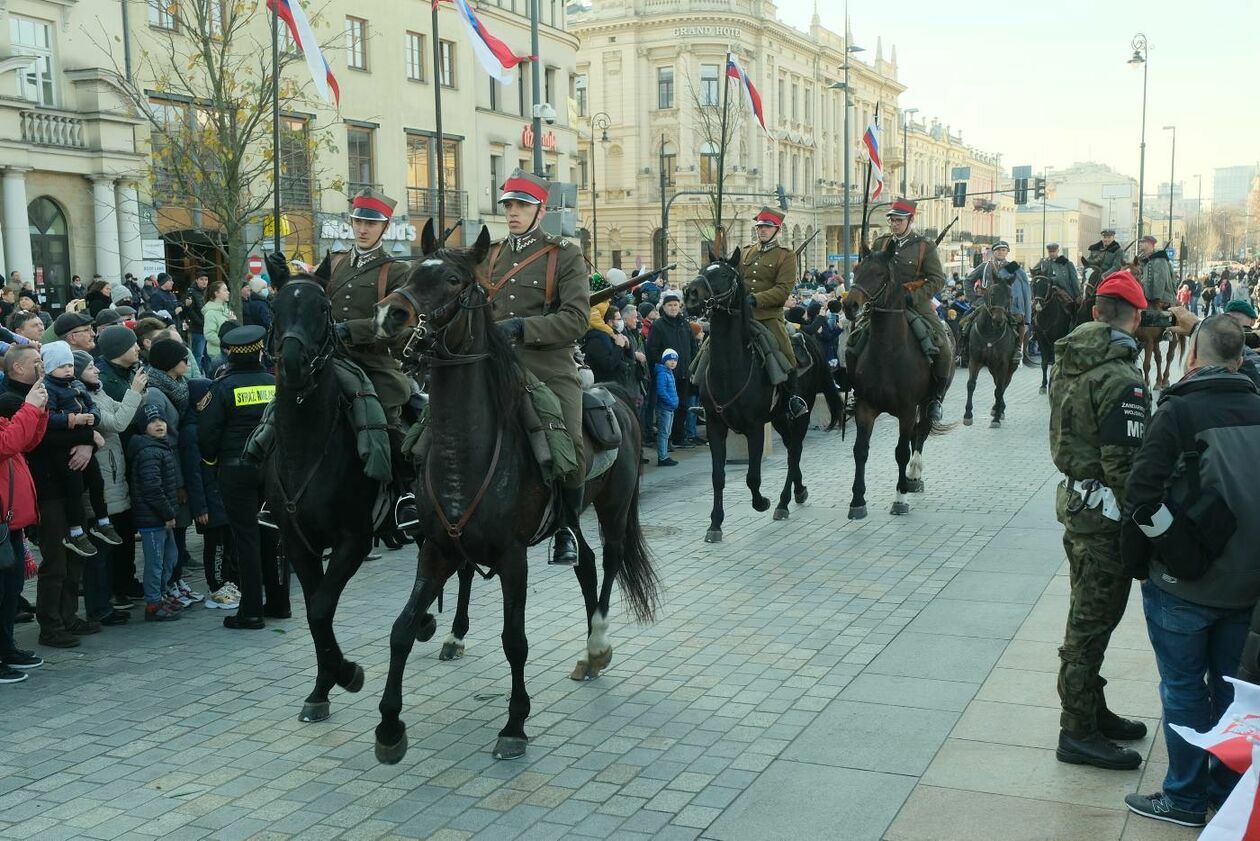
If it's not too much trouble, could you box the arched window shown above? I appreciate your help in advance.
[27,196,71,300]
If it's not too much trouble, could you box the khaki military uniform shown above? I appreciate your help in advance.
[1049,321,1149,734]
[740,241,797,363]
[851,233,952,376]
[326,244,412,414]
[484,230,589,487]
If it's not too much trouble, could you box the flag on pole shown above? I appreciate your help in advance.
[862,115,883,200]
[438,0,528,85]
[1170,676,1260,774]
[266,0,340,106]
[1200,740,1260,840]
[725,57,769,136]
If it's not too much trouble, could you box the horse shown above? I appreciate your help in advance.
[1073,266,1099,328]
[1136,309,1176,389]
[682,248,842,543]
[841,238,953,519]
[1031,274,1075,394]
[266,271,382,723]
[962,278,1018,428]
[371,221,659,764]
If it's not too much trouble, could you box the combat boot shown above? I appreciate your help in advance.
[927,375,950,423]
[1056,729,1141,771]
[550,486,583,566]
[1098,708,1148,742]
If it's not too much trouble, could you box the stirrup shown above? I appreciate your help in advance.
[393,492,419,532]
[927,399,944,423]
[257,503,278,530]
[787,395,809,420]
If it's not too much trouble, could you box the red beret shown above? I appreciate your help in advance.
[1096,270,1147,310]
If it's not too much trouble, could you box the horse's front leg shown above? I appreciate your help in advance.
[745,425,770,513]
[963,361,979,425]
[494,544,531,761]
[286,537,332,722]
[849,403,875,519]
[891,416,913,515]
[439,562,474,661]
[705,412,729,542]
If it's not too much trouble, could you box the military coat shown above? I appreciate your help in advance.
[1085,240,1126,279]
[871,232,946,317]
[739,241,796,360]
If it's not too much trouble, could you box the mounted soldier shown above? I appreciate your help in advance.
[1137,235,1176,309]
[1035,243,1081,302]
[1084,228,1126,280]
[488,169,589,566]
[845,199,951,421]
[739,207,808,419]
[963,240,1033,365]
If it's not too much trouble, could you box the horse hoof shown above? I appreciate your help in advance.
[375,731,408,765]
[493,736,528,761]
[752,498,770,512]
[773,508,789,521]
[963,416,973,426]
[439,641,465,661]
[589,647,613,673]
[344,664,365,693]
[989,420,1001,429]
[848,505,867,520]
[704,529,723,543]
[1039,385,1047,394]
[890,501,911,515]
[416,614,437,643]
[794,488,809,505]
[570,659,593,680]
[906,478,924,493]
[299,701,330,723]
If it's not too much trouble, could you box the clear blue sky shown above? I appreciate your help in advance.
[777,0,1258,202]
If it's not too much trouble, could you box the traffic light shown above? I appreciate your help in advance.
[776,184,789,211]
[1034,177,1046,200]
[952,181,967,208]
[1014,178,1029,206]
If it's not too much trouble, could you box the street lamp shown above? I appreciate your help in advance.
[589,111,611,267]
[1129,34,1149,242]
[1162,125,1176,245]
[1194,173,1203,274]
[832,32,863,284]
[901,107,918,196]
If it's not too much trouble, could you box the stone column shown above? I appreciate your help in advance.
[1,168,33,283]
[90,176,119,279]
[115,181,143,281]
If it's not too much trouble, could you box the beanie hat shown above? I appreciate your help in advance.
[638,302,655,319]
[110,285,133,304]
[143,403,164,424]
[662,348,679,361]
[149,339,187,372]
[96,324,138,362]
[1225,299,1258,319]
[40,340,74,372]
[72,350,94,380]
[94,308,122,328]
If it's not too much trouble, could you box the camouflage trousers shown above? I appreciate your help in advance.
[1058,528,1133,734]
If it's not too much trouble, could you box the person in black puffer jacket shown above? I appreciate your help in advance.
[127,404,182,621]
[643,289,698,446]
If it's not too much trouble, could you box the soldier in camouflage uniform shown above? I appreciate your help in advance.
[1049,269,1151,771]
[1137,235,1177,308]
[1084,228,1127,281]
[739,207,807,419]
[847,199,953,421]
[489,170,589,566]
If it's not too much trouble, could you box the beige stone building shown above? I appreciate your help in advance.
[1009,198,1104,267]
[0,0,146,310]
[570,1,907,277]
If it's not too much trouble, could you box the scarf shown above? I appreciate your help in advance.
[147,366,189,415]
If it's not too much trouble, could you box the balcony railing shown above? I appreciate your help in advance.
[20,108,86,148]
[407,187,468,220]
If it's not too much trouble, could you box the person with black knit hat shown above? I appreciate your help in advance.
[127,403,181,622]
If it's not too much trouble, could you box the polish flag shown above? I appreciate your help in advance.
[726,57,769,136]
[437,0,528,85]
[1170,676,1260,774]
[267,0,340,106]
[1200,740,1260,840]
[862,118,883,200]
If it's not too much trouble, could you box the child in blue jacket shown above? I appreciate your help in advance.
[654,349,680,466]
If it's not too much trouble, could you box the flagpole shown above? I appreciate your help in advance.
[432,2,446,238]
[271,1,282,254]
[714,50,733,254]
[859,102,877,250]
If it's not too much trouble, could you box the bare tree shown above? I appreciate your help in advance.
[686,68,747,253]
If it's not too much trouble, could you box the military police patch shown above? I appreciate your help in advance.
[1100,383,1148,445]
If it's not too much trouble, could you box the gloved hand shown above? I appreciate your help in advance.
[745,294,758,311]
[334,322,351,343]
[497,318,524,341]
[1006,261,1021,274]
[265,251,291,285]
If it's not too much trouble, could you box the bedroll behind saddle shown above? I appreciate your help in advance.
[690,319,795,388]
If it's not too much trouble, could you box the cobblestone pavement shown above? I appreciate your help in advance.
[1,362,1185,841]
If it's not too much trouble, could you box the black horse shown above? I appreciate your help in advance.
[371,222,659,764]
[683,248,842,543]
[267,272,380,722]
[963,278,1017,428]
[1031,274,1075,394]
[842,239,952,518]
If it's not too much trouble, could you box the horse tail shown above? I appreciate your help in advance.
[818,357,845,431]
[617,483,660,624]
[930,418,957,436]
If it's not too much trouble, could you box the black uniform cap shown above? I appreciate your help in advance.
[222,325,266,354]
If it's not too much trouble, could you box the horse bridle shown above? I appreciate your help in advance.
[388,278,493,369]
[691,265,741,314]
[272,277,340,405]
[850,261,899,314]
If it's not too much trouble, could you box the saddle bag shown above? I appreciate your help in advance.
[582,387,623,451]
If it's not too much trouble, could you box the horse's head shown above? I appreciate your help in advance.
[843,237,898,321]
[683,246,743,316]
[376,220,492,357]
[271,271,333,393]
[1031,273,1051,301]
[985,276,1012,318]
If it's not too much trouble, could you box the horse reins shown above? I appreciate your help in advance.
[693,266,758,414]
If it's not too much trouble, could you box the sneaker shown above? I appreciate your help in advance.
[0,665,27,684]
[15,610,33,624]
[88,523,124,545]
[62,533,98,557]
[99,610,130,626]
[166,586,193,608]
[1123,792,1206,828]
[657,458,679,467]
[679,440,697,449]
[144,603,181,622]
[125,580,145,600]
[176,580,204,604]
[204,589,240,610]
[112,594,135,609]
[38,631,80,649]
[2,650,43,669]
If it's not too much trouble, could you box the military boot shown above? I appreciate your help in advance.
[781,371,809,420]
[1056,729,1141,771]
[550,486,583,566]
[927,375,950,423]
[387,426,419,539]
[1098,708,1148,742]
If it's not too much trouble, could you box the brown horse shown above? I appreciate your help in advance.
[841,238,953,519]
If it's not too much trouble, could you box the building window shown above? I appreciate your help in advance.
[804,85,812,122]
[699,64,720,107]
[791,82,799,120]
[544,67,556,110]
[147,0,177,30]
[439,40,456,88]
[346,126,374,193]
[406,134,462,216]
[576,151,588,189]
[489,77,499,111]
[406,32,425,81]
[345,17,367,70]
[10,16,55,106]
[575,74,588,117]
[207,1,225,36]
[700,141,720,185]
[657,67,674,109]
[279,117,311,208]
[1015,227,1025,244]
[660,143,676,187]
[777,78,785,119]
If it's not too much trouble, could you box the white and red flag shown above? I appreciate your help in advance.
[267,0,340,106]
[1200,739,1260,840]
[1170,676,1260,775]
[725,56,769,136]
[437,0,528,85]
[862,116,883,200]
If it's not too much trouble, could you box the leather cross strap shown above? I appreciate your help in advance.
[482,243,559,301]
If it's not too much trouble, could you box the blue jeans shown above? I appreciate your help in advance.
[655,408,674,461]
[685,393,699,440]
[0,532,25,657]
[82,538,113,621]
[1142,581,1250,812]
[189,332,207,372]
[140,527,177,605]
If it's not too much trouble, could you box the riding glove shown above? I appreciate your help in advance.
[497,318,525,341]
[745,294,758,311]
[265,251,291,285]
[333,322,352,343]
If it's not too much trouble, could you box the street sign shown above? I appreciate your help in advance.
[1012,165,1033,179]
[248,255,264,276]
[951,166,971,182]
[827,254,842,262]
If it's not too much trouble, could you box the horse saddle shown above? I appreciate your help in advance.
[582,387,622,452]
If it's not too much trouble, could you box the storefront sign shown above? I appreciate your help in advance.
[521,125,557,152]
[318,218,417,243]
[673,26,742,39]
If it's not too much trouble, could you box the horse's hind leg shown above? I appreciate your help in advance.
[849,403,875,519]
[494,546,531,761]
[570,528,606,681]
[963,362,979,425]
[705,415,729,542]
[891,415,913,515]
[439,563,474,661]
[772,413,806,520]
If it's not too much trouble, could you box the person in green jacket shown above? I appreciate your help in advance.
[201,282,234,363]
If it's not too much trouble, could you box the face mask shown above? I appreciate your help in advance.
[613,320,624,331]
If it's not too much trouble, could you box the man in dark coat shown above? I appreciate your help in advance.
[644,289,697,446]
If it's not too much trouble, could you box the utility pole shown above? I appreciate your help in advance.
[900,107,918,196]
[529,0,543,177]
[1129,34,1149,242]
[1163,125,1176,245]
[589,112,610,267]
[659,134,668,275]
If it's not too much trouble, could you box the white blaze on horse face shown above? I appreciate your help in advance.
[422,259,444,268]
[374,301,391,337]
[587,609,610,657]
[908,451,923,480]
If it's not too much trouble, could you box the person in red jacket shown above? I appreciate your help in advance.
[0,378,49,683]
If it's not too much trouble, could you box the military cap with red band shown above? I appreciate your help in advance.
[1096,270,1148,310]
[498,169,550,206]
[886,198,917,218]
[349,187,397,222]
[753,206,785,227]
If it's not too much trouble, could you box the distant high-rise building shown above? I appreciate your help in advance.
[1213,165,1257,208]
